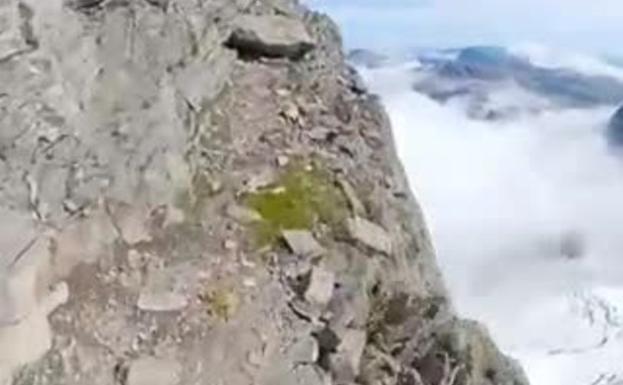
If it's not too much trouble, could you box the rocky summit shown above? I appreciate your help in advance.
[0,1,528,385]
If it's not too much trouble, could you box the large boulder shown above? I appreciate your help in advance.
[226,14,315,60]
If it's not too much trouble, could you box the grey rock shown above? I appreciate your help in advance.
[314,326,341,352]
[127,357,181,385]
[277,155,290,167]
[108,205,152,245]
[226,14,315,60]
[304,267,335,307]
[307,126,335,142]
[67,0,106,10]
[282,230,325,258]
[289,298,322,324]
[144,0,169,9]
[327,284,370,332]
[225,204,263,224]
[288,335,319,364]
[344,66,368,95]
[337,178,366,216]
[242,169,278,193]
[292,365,330,385]
[346,217,392,255]
[175,49,236,110]
[330,328,367,383]
[434,320,530,385]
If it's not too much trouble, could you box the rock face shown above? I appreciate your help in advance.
[0,1,528,385]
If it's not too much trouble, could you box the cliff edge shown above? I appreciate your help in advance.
[0,0,528,384]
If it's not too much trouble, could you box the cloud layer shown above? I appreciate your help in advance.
[358,59,623,385]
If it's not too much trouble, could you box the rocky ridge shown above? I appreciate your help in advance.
[0,1,528,385]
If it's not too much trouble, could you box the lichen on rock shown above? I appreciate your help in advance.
[244,164,349,246]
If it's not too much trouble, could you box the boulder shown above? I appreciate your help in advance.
[346,217,392,255]
[226,14,315,60]
[337,178,366,217]
[288,335,320,364]
[329,328,367,383]
[304,267,335,307]
[69,0,106,10]
[282,230,325,258]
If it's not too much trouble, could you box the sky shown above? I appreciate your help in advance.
[306,0,623,56]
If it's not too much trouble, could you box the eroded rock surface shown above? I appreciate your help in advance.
[0,0,529,384]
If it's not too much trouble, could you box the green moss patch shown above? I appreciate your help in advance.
[244,165,349,246]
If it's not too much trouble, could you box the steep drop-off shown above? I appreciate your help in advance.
[0,1,528,384]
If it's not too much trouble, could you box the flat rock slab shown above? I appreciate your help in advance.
[346,217,392,255]
[337,178,366,217]
[304,267,335,307]
[127,357,181,385]
[330,328,367,383]
[287,335,319,364]
[282,230,325,258]
[227,14,315,60]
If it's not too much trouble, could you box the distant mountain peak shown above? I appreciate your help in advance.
[347,48,389,68]
[607,105,623,147]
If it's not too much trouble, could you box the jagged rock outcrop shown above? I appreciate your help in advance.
[0,1,528,385]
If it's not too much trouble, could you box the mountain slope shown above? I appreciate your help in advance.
[0,1,527,385]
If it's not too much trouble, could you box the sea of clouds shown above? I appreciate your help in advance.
[357,47,623,385]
